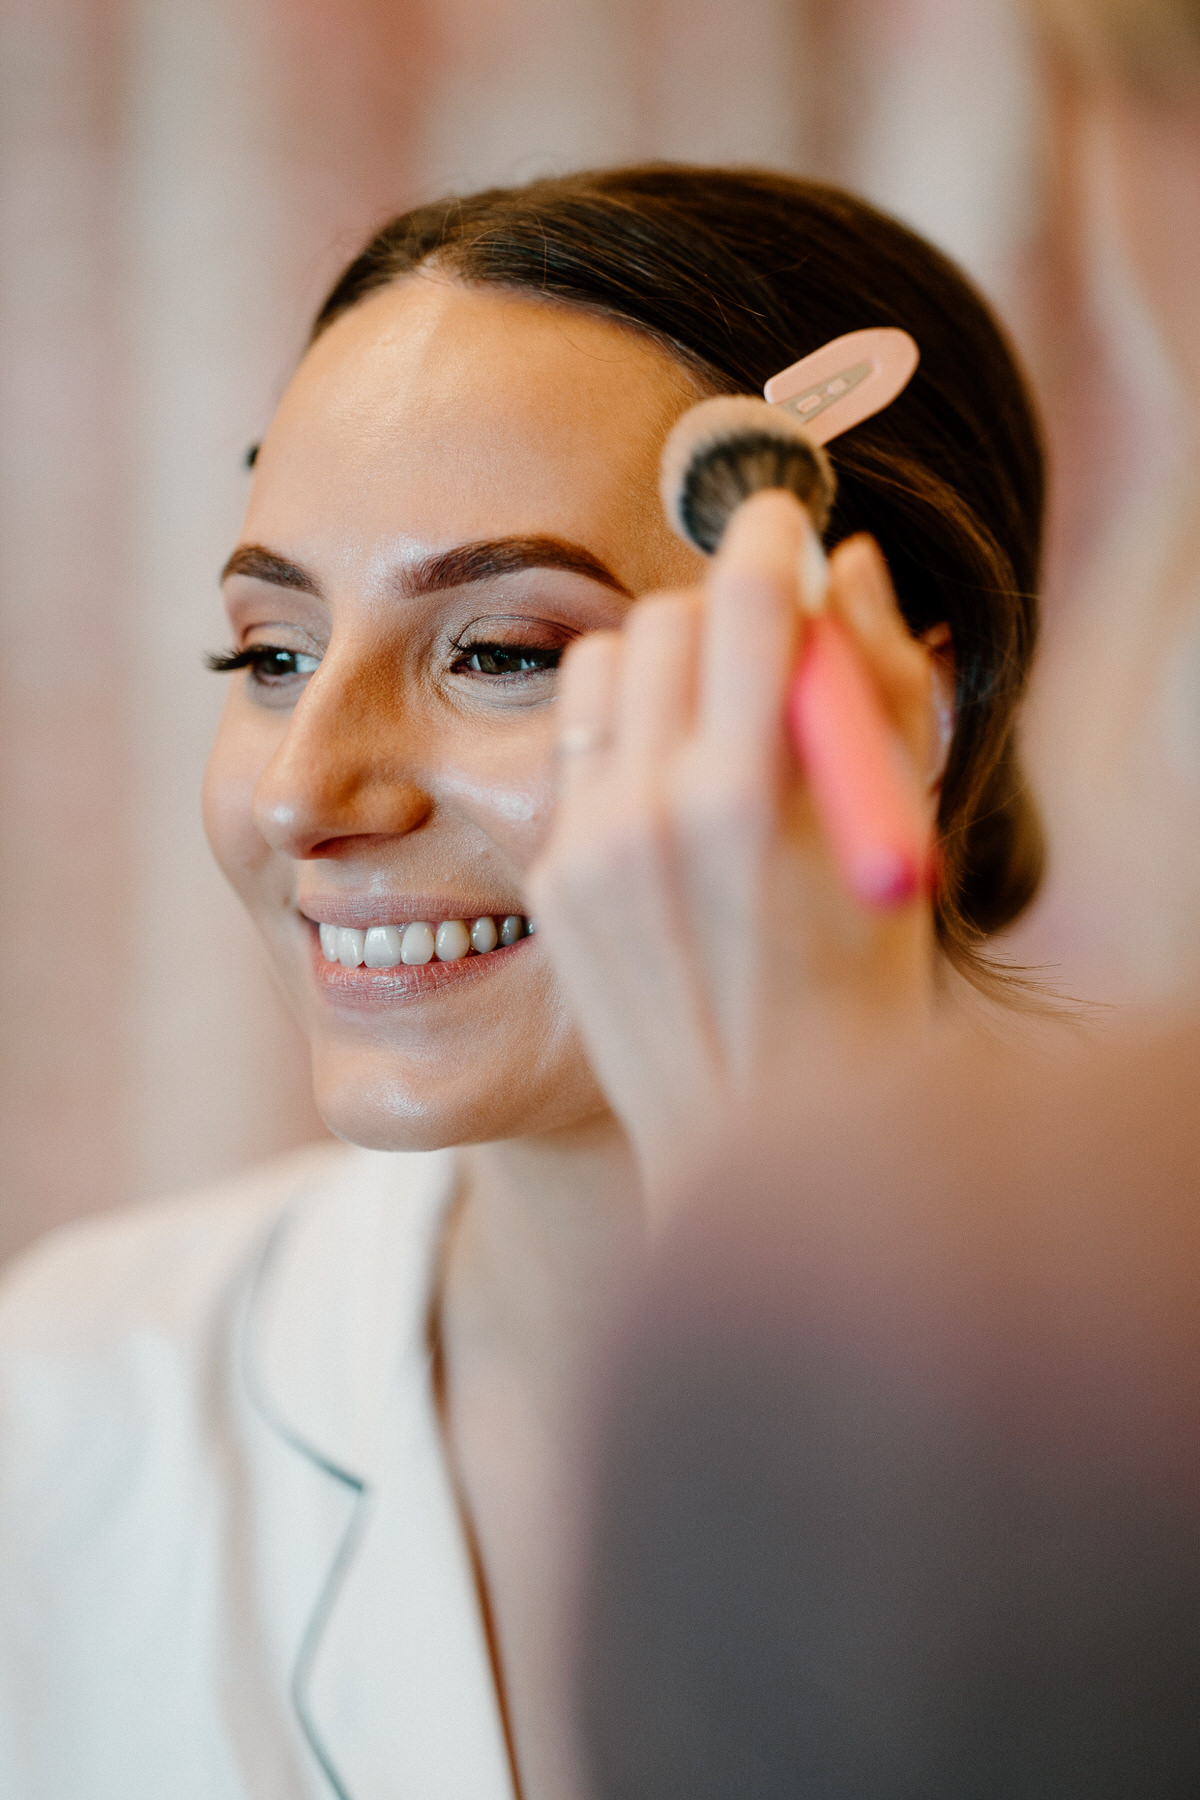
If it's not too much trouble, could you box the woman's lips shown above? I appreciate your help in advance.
[305,915,534,1008]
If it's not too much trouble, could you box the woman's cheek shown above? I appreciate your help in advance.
[439,734,559,871]
[201,698,277,900]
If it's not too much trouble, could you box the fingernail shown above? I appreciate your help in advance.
[798,515,830,616]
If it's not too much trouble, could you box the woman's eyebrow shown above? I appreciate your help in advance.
[401,536,633,599]
[220,535,633,600]
[220,544,319,593]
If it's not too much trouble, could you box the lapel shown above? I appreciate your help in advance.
[241,1146,518,1800]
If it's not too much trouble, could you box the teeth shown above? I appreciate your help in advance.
[338,928,366,968]
[435,919,471,962]
[318,914,530,967]
[470,915,498,954]
[400,921,435,964]
[364,925,403,969]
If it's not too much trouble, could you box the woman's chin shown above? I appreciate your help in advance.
[309,1040,610,1153]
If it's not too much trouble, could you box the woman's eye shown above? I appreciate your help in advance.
[206,645,320,685]
[452,642,563,676]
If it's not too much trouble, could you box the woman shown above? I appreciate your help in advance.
[0,167,1044,1800]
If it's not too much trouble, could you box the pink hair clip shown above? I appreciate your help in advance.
[763,327,920,442]
[660,324,929,908]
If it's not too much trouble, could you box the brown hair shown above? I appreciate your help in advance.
[313,165,1046,988]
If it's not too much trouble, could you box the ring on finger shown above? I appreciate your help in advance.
[558,723,612,757]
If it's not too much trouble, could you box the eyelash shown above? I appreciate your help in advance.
[205,638,564,686]
[205,646,319,683]
[449,640,563,676]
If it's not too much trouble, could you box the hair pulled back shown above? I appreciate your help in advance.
[313,165,1046,986]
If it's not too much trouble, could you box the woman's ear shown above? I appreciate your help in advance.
[922,623,956,791]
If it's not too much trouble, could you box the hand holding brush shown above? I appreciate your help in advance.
[528,481,950,1203]
[528,328,951,1197]
[659,329,933,909]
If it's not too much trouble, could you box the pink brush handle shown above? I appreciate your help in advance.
[788,614,932,908]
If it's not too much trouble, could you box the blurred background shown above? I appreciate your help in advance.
[0,0,1181,1263]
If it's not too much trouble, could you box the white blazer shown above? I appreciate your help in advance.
[0,1143,518,1800]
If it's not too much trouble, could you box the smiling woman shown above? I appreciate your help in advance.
[202,275,702,1164]
[0,165,1046,1800]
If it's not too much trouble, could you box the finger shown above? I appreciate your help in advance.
[827,534,934,774]
[922,623,957,790]
[554,630,623,804]
[698,488,804,771]
[615,591,703,785]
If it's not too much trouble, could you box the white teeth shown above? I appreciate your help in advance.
[337,927,366,969]
[400,921,436,965]
[470,915,498,954]
[435,919,470,962]
[364,925,404,969]
[318,913,529,968]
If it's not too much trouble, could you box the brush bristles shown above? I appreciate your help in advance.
[660,395,836,556]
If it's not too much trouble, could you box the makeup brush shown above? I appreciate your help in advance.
[659,329,930,909]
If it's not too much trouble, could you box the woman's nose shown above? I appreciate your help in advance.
[251,651,434,859]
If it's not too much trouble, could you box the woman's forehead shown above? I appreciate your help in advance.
[278,275,698,448]
[241,275,704,594]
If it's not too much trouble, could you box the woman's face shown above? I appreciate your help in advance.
[203,274,704,1150]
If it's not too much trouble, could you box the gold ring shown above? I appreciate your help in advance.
[558,723,612,757]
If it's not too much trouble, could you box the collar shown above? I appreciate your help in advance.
[243,1144,458,1486]
[237,1144,517,1800]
